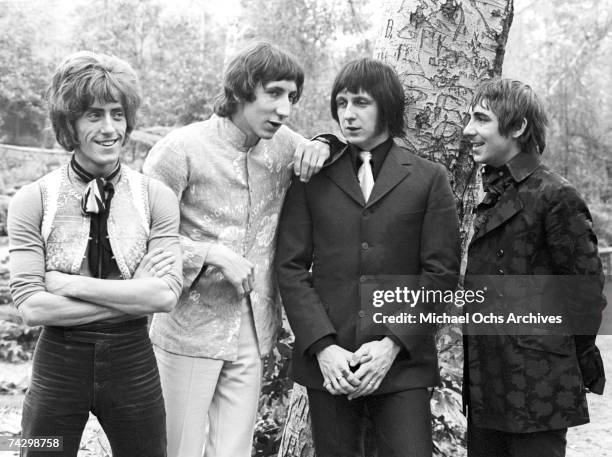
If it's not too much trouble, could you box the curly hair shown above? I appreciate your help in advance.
[47,51,141,151]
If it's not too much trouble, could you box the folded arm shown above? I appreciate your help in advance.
[45,181,183,314]
[8,179,182,327]
[8,184,127,326]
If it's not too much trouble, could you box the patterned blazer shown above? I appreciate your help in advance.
[464,150,606,433]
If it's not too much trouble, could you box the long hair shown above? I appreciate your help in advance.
[330,58,405,137]
[47,51,141,151]
[213,41,304,117]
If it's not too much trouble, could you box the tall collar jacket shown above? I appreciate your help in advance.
[143,114,306,361]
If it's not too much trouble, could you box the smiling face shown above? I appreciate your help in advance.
[335,89,390,151]
[463,101,521,167]
[74,100,126,177]
[231,80,298,147]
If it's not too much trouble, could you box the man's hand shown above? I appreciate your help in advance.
[317,344,361,395]
[206,244,254,297]
[291,140,330,182]
[134,248,176,279]
[347,337,401,400]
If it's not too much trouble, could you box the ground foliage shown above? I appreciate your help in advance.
[0,321,40,363]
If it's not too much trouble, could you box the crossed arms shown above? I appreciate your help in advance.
[8,180,182,327]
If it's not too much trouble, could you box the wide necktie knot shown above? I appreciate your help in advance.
[358,151,374,202]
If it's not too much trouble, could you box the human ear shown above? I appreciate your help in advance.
[511,118,528,139]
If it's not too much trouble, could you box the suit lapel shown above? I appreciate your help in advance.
[323,147,366,206]
[471,185,523,243]
[366,144,411,208]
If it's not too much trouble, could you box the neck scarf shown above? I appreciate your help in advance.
[70,156,121,278]
[473,165,515,235]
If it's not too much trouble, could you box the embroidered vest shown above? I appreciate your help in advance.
[40,165,151,278]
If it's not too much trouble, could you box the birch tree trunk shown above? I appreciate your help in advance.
[278,1,513,456]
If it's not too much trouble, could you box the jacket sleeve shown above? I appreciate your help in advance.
[545,184,606,393]
[275,176,337,356]
[384,163,461,351]
[418,164,461,293]
[143,136,211,289]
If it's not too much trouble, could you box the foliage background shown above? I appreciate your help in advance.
[0,0,611,456]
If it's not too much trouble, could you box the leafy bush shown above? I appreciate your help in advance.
[0,320,40,362]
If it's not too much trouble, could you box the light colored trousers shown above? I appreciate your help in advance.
[154,309,263,457]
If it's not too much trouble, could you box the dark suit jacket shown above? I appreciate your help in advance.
[464,150,606,433]
[275,142,460,393]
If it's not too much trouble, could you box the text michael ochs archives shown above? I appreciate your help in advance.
[357,275,594,336]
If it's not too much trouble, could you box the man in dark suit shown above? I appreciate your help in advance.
[275,58,460,457]
[462,79,606,457]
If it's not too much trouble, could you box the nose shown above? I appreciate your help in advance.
[100,112,116,134]
[342,103,356,121]
[276,95,292,118]
[463,117,475,137]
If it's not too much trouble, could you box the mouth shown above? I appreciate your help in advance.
[267,120,283,129]
[94,138,121,147]
[344,126,361,133]
[470,141,485,149]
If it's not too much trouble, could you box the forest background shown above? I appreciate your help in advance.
[0,0,611,456]
[1,0,612,241]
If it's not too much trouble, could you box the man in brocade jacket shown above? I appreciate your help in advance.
[463,78,606,457]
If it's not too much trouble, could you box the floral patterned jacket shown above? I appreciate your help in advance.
[143,115,305,361]
[464,150,606,433]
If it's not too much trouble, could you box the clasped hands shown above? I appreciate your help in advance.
[317,338,401,400]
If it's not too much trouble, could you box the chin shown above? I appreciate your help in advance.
[471,154,485,164]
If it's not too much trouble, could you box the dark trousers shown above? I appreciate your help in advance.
[21,319,166,457]
[467,416,567,457]
[307,388,432,457]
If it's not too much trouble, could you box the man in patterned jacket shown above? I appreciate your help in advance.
[142,41,330,457]
[462,78,606,457]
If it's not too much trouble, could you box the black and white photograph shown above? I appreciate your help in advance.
[0,0,611,456]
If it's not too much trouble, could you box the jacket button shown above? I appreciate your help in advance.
[358,311,365,318]
[359,276,366,283]
[497,249,504,257]
[497,268,504,275]
[361,242,369,250]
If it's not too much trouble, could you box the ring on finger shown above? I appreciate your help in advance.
[336,375,344,382]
